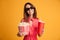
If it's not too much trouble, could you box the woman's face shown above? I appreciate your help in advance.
[26,4,34,15]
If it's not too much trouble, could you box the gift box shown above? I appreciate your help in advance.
[18,22,30,36]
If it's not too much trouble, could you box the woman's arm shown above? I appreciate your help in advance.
[17,18,24,37]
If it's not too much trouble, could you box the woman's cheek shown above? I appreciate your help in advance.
[31,9,34,14]
[27,9,34,15]
[29,10,34,15]
[27,11,29,14]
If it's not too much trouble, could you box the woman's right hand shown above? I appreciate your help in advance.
[17,32,22,37]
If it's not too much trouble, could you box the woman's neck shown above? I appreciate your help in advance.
[29,15,33,19]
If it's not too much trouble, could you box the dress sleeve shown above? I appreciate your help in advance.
[38,20,45,36]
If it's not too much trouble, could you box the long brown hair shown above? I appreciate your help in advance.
[23,2,37,21]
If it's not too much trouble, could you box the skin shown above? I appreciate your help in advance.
[17,4,34,37]
[26,5,42,37]
[26,4,34,27]
[26,4,34,18]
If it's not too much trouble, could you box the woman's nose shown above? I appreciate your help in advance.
[29,9,31,11]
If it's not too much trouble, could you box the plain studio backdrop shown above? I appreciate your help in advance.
[0,0,60,40]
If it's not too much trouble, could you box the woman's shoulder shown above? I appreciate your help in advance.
[34,18,45,23]
[33,18,39,20]
[34,18,40,21]
[33,18,39,22]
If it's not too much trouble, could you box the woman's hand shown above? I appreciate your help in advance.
[38,34,41,37]
[17,32,22,37]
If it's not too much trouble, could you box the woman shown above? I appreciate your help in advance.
[17,2,44,40]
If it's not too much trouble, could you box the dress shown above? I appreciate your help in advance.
[20,17,44,40]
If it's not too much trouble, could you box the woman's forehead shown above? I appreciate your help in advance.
[26,4,31,8]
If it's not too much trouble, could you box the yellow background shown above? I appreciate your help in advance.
[0,0,60,40]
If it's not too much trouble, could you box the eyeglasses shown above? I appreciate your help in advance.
[25,7,34,11]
